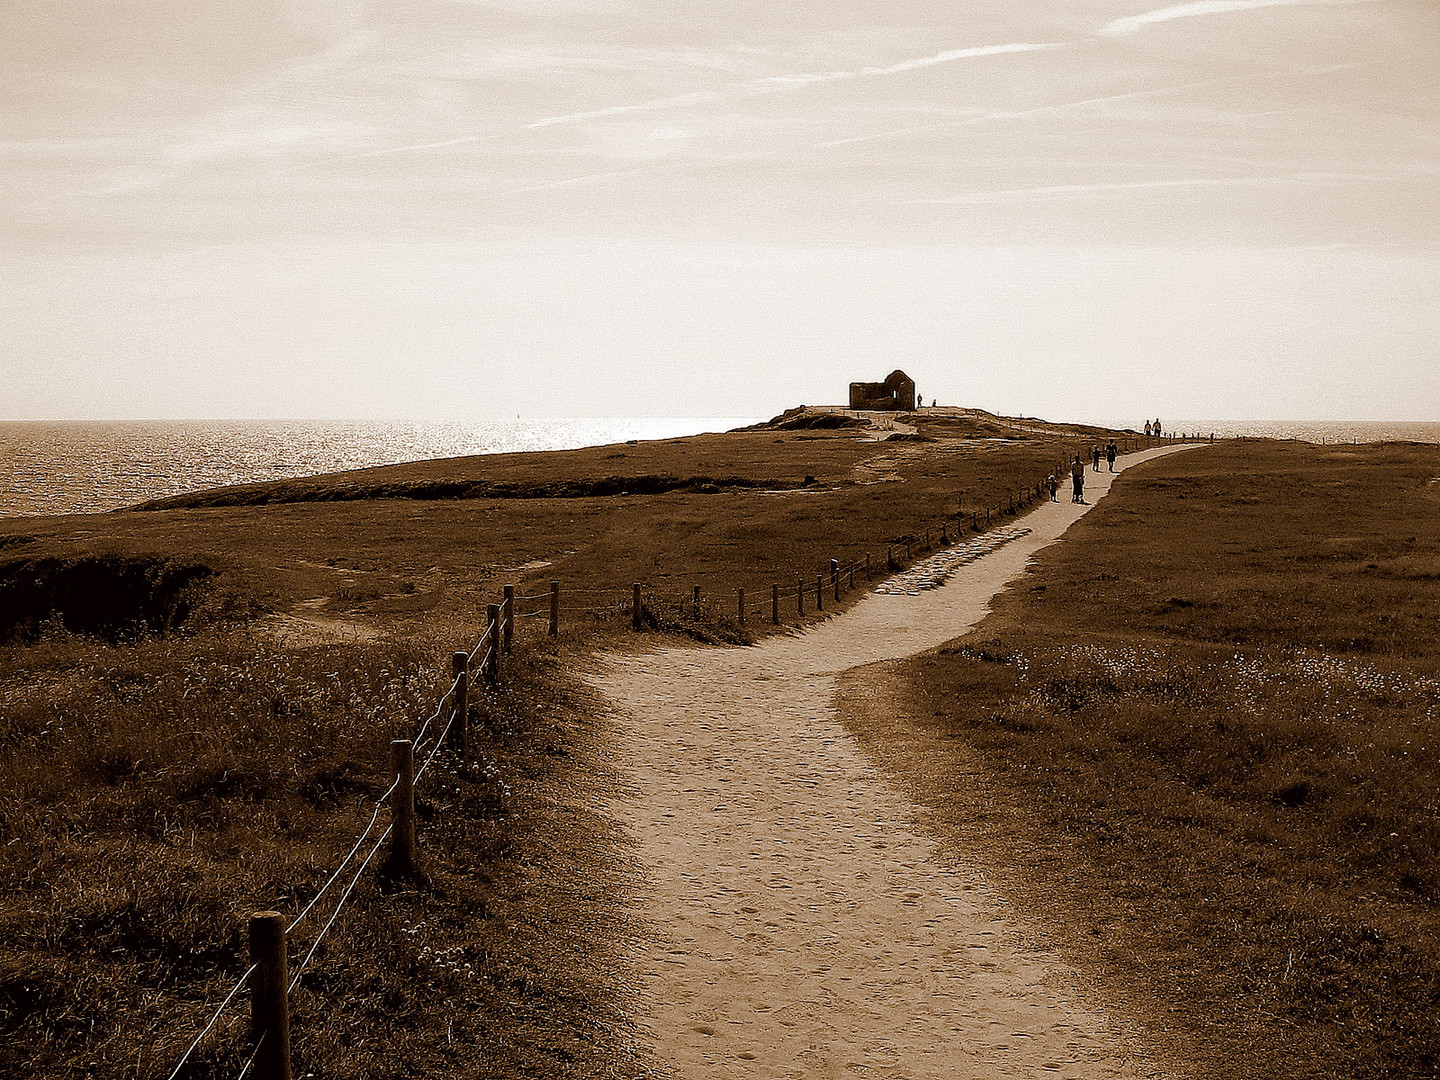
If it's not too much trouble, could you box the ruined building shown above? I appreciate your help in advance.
[849,370,916,411]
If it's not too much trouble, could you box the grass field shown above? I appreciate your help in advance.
[839,439,1440,1080]
[0,408,1136,1078]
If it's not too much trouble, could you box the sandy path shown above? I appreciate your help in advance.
[595,446,1199,1079]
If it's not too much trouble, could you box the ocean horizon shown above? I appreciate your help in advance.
[2,416,1436,519]
[0,417,763,518]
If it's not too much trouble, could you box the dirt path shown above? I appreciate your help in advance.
[594,446,1201,1079]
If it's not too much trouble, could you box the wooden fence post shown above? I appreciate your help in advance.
[632,583,642,630]
[797,578,804,616]
[386,739,418,878]
[737,588,746,626]
[502,586,514,655]
[830,559,840,602]
[848,563,855,590]
[248,912,292,1080]
[771,584,780,625]
[865,552,872,579]
[692,585,701,621]
[549,580,559,637]
[816,574,824,612]
[450,652,469,770]
[486,605,500,684]
[941,521,948,544]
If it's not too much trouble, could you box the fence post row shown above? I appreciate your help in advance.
[248,912,292,1080]
[502,585,514,655]
[450,651,469,771]
[387,739,418,878]
[486,605,500,684]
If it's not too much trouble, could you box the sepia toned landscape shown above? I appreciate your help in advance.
[3,1,1437,1076]
[2,409,1436,1078]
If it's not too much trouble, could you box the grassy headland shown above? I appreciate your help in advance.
[840,438,1440,1079]
[0,406,1128,1078]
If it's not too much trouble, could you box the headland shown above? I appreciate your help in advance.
[1,407,1434,1080]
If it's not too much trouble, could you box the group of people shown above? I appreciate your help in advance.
[1144,419,1163,437]
[1046,439,1119,505]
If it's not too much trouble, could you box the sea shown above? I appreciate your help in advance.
[1,417,1435,520]
[0,418,762,518]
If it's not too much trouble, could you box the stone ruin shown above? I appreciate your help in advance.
[849,370,916,411]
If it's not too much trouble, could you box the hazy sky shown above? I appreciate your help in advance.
[2,0,1436,422]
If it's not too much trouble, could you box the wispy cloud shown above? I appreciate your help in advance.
[524,42,1059,129]
[817,80,1230,148]
[1097,0,1380,38]
[909,174,1351,205]
[526,90,725,129]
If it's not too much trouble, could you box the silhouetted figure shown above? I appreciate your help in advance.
[1105,440,1117,471]
[1154,418,1163,438]
[1047,473,1059,502]
[1071,457,1085,503]
[1092,446,1101,471]
[1144,421,1152,437]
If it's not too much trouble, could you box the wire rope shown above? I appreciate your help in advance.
[233,1035,263,1080]
[286,774,401,934]
[163,964,258,1080]
[288,824,392,994]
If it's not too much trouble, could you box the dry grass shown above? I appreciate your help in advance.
[0,625,651,1078]
[0,408,1144,1078]
[840,439,1440,1080]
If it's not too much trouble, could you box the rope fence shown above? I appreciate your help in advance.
[160,429,1207,1079]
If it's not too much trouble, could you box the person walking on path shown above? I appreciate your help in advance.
[1071,456,1086,503]
[1153,418,1163,438]
[1091,445,1102,471]
[1144,420,1152,437]
[1047,473,1059,502]
[1105,439,1117,472]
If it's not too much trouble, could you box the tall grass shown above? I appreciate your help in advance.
[0,626,645,1078]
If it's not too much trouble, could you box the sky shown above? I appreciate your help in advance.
[1,0,1436,424]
